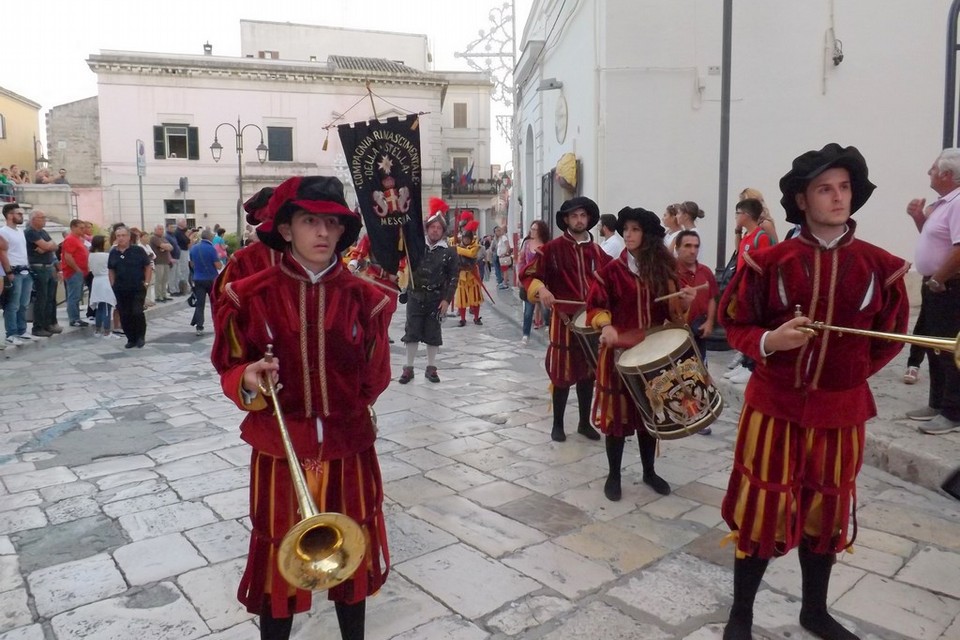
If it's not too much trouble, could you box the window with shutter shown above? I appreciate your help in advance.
[153,124,200,160]
[267,127,293,161]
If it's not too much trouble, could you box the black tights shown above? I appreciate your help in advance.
[259,600,366,640]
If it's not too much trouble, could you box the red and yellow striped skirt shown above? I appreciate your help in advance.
[546,311,593,387]
[455,272,484,309]
[238,447,389,617]
[721,404,863,559]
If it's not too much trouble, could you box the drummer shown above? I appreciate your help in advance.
[521,196,610,442]
[586,206,696,500]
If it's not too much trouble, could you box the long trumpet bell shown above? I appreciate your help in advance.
[804,322,960,370]
[261,345,366,591]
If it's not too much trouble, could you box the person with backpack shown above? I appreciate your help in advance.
[724,197,774,384]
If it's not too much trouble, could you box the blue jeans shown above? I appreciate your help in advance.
[95,302,112,332]
[3,271,33,338]
[493,255,503,285]
[522,300,551,338]
[65,272,83,323]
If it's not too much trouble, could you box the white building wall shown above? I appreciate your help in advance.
[95,71,444,234]
[516,0,951,270]
[239,20,430,70]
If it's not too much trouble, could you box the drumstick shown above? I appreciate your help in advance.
[551,299,585,305]
[654,283,708,303]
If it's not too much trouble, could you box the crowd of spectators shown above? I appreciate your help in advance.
[0,201,226,350]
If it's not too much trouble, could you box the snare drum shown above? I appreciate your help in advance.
[615,324,723,439]
[570,309,600,373]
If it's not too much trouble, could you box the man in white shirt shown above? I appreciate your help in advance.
[598,213,625,258]
[0,203,33,346]
[905,148,960,435]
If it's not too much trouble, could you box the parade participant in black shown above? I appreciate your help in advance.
[398,206,458,384]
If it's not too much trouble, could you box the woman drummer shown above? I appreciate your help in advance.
[586,206,696,501]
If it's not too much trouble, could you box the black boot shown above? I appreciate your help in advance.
[798,545,859,640]
[604,436,625,501]
[552,386,570,441]
[723,555,770,640]
[259,609,293,640]
[638,431,670,495]
[335,599,366,640]
[575,380,601,440]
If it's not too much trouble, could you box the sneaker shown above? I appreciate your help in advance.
[69,320,90,327]
[398,366,414,384]
[48,324,63,334]
[723,364,746,380]
[906,406,940,421]
[699,426,713,435]
[5,336,23,347]
[17,334,33,340]
[728,366,752,384]
[473,317,483,325]
[196,328,204,336]
[918,415,960,435]
[903,366,920,385]
[521,335,529,345]
[425,366,440,383]
[727,353,744,370]
[458,319,466,327]
[107,332,124,340]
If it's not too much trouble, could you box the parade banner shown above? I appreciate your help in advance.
[337,115,425,274]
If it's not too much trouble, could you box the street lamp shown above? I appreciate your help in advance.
[210,117,268,238]
[33,135,49,171]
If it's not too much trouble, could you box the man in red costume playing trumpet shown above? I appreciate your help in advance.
[718,144,909,640]
[521,196,609,442]
[212,176,393,640]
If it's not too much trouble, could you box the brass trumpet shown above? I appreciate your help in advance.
[260,345,366,591]
[803,322,960,370]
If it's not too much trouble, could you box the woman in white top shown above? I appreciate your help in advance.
[678,201,705,235]
[87,235,118,338]
[662,203,683,252]
[133,228,157,306]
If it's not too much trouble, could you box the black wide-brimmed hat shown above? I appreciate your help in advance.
[616,206,665,239]
[556,196,600,232]
[779,143,876,224]
[243,187,275,226]
[260,176,360,253]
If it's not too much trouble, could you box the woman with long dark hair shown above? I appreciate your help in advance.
[517,219,551,344]
[586,207,696,501]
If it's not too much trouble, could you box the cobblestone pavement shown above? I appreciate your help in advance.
[1,286,959,640]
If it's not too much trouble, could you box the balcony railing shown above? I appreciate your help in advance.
[442,180,501,197]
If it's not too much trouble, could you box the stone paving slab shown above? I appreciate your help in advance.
[49,582,209,640]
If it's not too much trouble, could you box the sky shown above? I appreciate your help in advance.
[6,0,533,165]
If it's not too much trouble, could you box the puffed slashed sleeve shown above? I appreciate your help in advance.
[210,284,268,412]
[521,244,547,303]
[718,255,770,363]
[868,260,911,376]
[586,271,613,330]
[360,289,393,407]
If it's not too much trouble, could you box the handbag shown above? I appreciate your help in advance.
[500,254,513,267]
